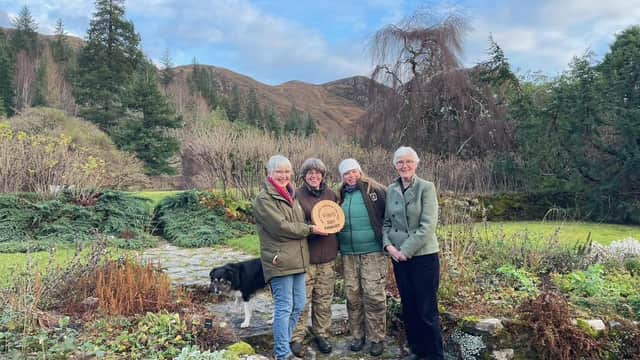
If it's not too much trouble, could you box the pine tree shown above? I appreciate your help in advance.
[245,88,262,126]
[51,19,71,62]
[303,113,318,137]
[74,0,143,130]
[284,104,302,134]
[227,85,242,121]
[10,6,38,56]
[159,48,175,87]
[114,63,182,175]
[264,106,281,137]
[32,57,48,106]
[0,31,15,116]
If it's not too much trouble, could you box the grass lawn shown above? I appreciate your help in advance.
[475,221,640,246]
[0,247,133,288]
[222,222,640,257]
[223,234,260,256]
[130,190,183,208]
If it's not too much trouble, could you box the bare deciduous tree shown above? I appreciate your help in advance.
[13,50,36,111]
[360,9,513,158]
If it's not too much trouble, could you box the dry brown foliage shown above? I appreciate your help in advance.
[180,125,507,196]
[92,258,187,316]
[518,292,603,359]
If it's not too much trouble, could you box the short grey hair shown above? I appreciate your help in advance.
[299,158,326,179]
[267,155,292,175]
[393,146,420,166]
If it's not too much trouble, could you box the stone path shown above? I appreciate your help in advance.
[140,243,410,359]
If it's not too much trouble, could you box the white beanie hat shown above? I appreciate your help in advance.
[339,158,362,177]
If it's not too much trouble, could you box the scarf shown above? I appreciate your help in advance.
[344,183,358,193]
[304,181,325,197]
[267,176,294,206]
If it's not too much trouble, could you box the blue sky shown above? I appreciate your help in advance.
[2,0,640,85]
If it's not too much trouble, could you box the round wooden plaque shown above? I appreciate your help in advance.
[311,200,345,234]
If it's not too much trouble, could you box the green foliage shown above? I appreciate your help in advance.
[114,63,182,175]
[189,62,221,109]
[9,6,39,56]
[283,104,303,134]
[154,191,254,247]
[50,19,71,63]
[0,31,15,116]
[227,85,243,121]
[496,264,538,294]
[0,309,80,359]
[554,264,640,319]
[73,0,143,130]
[159,49,175,87]
[33,58,48,107]
[85,312,197,359]
[0,192,152,252]
[624,257,640,276]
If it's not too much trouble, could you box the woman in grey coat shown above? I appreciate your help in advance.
[382,146,443,360]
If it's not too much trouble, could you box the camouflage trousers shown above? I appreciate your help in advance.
[292,261,336,342]
[342,252,388,342]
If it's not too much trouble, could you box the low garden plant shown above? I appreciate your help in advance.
[153,191,254,247]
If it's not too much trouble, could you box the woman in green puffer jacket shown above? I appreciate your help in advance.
[336,158,387,357]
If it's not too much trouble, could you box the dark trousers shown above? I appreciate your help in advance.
[393,253,444,360]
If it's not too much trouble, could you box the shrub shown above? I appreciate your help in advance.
[154,191,254,247]
[553,265,640,319]
[518,292,603,359]
[92,258,184,316]
[0,192,153,252]
[3,108,148,190]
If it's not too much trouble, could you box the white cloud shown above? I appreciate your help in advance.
[0,10,10,27]
[132,0,371,83]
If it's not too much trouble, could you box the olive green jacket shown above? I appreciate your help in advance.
[382,176,439,257]
[254,180,311,282]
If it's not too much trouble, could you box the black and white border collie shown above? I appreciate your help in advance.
[209,258,267,328]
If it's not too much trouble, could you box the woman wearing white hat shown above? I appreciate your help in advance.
[336,158,388,357]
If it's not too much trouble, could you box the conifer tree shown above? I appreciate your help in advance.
[10,6,38,56]
[284,104,302,134]
[228,85,242,121]
[0,31,15,116]
[303,113,318,137]
[115,63,182,175]
[32,58,48,106]
[245,88,262,126]
[159,48,175,87]
[263,105,281,137]
[74,0,143,130]
[51,19,71,62]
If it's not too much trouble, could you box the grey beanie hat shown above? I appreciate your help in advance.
[299,158,327,179]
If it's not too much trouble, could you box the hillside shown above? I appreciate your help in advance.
[173,65,369,137]
[1,26,374,138]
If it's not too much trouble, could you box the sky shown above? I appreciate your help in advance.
[1,0,640,85]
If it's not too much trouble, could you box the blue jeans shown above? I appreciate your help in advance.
[270,273,306,360]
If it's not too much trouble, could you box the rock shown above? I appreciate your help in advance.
[474,318,503,335]
[81,296,99,310]
[585,319,606,333]
[492,349,514,360]
[608,320,623,329]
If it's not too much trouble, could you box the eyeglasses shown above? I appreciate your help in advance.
[396,159,415,166]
